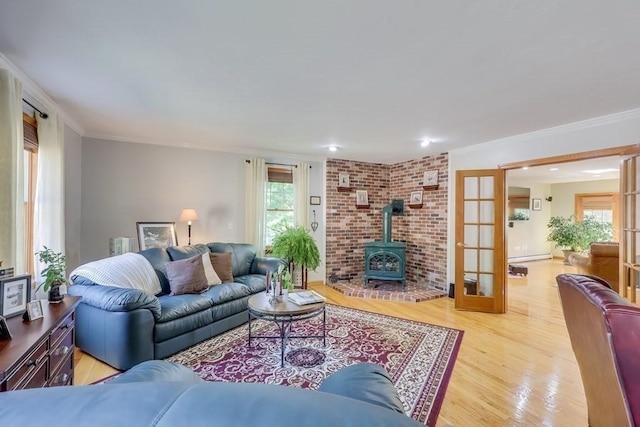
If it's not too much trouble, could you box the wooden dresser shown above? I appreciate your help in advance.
[0,296,81,391]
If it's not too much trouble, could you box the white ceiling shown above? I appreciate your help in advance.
[507,156,621,184]
[1,1,639,164]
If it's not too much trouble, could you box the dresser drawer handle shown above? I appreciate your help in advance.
[56,373,69,384]
[26,359,37,367]
[59,345,71,356]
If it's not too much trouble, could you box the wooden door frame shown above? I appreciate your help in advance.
[499,144,640,303]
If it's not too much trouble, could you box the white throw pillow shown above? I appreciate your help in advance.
[201,253,222,285]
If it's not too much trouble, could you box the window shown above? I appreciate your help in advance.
[23,113,38,275]
[575,192,619,240]
[265,167,294,246]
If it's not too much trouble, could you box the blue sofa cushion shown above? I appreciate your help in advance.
[69,284,161,320]
[138,247,173,294]
[234,274,270,293]
[108,360,202,384]
[166,244,210,261]
[157,294,213,323]
[318,363,405,414]
[209,242,255,277]
[200,282,251,305]
[154,309,214,343]
[0,382,423,427]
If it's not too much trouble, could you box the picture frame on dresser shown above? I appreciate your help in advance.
[0,315,12,340]
[0,275,31,319]
[26,300,44,321]
[136,222,178,250]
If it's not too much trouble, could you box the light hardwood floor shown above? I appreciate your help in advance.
[75,259,587,426]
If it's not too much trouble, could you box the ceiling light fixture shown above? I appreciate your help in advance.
[420,139,431,147]
[328,146,338,152]
[522,166,529,170]
[549,167,559,171]
[583,168,618,174]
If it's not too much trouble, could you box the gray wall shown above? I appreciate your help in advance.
[81,138,246,263]
[64,125,83,273]
[79,138,326,280]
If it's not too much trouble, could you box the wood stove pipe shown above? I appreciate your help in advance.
[382,204,392,243]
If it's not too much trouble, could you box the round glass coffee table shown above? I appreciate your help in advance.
[247,291,326,367]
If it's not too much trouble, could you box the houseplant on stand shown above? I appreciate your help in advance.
[35,246,66,303]
[546,215,613,264]
[270,225,321,289]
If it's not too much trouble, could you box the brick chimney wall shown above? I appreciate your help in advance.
[325,154,448,288]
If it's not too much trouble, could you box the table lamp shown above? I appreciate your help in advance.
[179,208,199,245]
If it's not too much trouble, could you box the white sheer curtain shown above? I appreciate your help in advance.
[293,162,310,228]
[245,158,266,256]
[33,112,65,291]
[0,69,24,273]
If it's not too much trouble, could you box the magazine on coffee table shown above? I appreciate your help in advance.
[288,290,326,305]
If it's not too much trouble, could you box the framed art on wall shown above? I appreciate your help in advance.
[0,275,31,319]
[136,222,178,250]
[410,190,423,204]
[423,170,439,187]
[532,198,542,211]
[338,172,350,188]
[355,190,369,206]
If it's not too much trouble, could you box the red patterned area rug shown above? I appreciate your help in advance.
[327,277,448,302]
[167,304,463,426]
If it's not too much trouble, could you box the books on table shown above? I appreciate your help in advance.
[288,290,326,305]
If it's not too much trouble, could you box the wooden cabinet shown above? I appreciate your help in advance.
[0,296,80,391]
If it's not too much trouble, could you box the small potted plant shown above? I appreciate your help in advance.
[35,246,66,303]
[278,264,294,301]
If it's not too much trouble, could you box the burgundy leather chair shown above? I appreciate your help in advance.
[556,274,640,426]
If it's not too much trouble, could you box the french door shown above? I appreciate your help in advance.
[620,153,640,303]
[454,169,506,313]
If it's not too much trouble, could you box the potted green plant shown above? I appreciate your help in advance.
[547,215,613,264]
[270,226,320,288]
[35,246,66,303]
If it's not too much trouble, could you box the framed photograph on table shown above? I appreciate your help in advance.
[0,315,12,340]
[26,300,44,321]
[0,275,31,319]
[136,222,178,250]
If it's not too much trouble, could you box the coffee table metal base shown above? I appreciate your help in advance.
[248,307,326,367]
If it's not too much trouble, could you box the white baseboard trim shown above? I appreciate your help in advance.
[507,254,553,263]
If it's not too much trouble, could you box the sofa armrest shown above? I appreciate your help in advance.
[68,284,161,320]
[251,256,287,275]
[318,363,405,414]
[108,360,203,384]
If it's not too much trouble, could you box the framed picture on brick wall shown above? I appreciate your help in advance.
[356,190,369,206]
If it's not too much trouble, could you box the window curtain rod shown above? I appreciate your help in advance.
[245,160,311,168]
[22,98,48,119]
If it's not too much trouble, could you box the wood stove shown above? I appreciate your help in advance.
[364,205,407,290]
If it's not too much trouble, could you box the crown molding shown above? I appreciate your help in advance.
[0,52,85,136]
[451,108,640,155]
[83,132,329,163]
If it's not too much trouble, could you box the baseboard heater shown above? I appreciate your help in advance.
[507,253,552,263]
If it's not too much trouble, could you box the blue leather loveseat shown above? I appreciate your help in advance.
[0,361,424,426]
[69,242,284,370]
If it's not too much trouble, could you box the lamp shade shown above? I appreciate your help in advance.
[179,208,199,222]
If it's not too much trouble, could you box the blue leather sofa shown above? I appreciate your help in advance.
[69,242,285,370]
[0,361,424,426]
